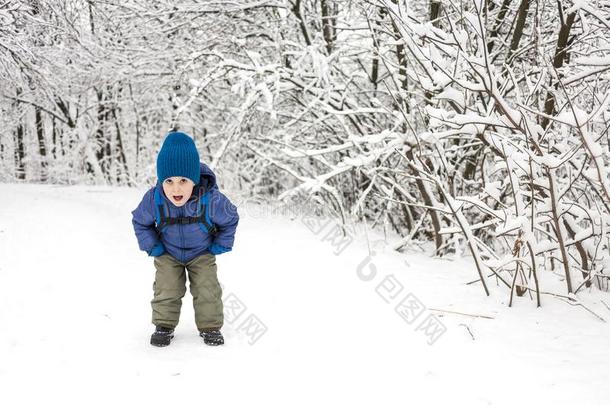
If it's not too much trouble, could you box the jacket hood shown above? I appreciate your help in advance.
[198,162,218,191]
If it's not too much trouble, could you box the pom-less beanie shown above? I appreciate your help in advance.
[156,131,200,185]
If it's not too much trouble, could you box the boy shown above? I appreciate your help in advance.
[131,131,239,347]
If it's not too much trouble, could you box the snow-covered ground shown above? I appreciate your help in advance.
[0,183,608,404]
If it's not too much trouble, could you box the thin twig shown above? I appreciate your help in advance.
[430,308,495,320]
[459,323,475,340]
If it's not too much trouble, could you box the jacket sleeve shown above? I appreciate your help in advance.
[209,190,239,249]
[131,188,160,254]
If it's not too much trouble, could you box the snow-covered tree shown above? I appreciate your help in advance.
[1,0,609,306]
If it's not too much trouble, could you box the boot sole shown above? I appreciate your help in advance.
[150,335,174,347]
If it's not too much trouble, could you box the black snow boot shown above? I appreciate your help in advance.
[150,326,174,347]
[200,330,224,346]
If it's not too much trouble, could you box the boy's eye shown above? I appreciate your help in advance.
[180,179,187,184]
[165,179,172,184]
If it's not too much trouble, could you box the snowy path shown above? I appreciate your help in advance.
[0,184,608,404]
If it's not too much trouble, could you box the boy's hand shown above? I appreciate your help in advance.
[148,241,166,257]
[209,243,231,256]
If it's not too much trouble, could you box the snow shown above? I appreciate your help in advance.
[575,55,610,66]
[1,183,609,404]
[484,181,502,200]
[533,154,564,168]
[425,106,506,128]
[434,86,465,110]
[556,106,590,128]
[567,0,591,13]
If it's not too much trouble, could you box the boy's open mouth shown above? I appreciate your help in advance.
[172,195,184,202]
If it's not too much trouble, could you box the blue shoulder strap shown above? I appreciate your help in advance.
[197,189,218,235]
[154,188,164,227]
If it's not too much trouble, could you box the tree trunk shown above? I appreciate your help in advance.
[35,107,47,182]
[563,218,592,288]
[54,97,75,128]
[541,9,576,129]
[14,124,25,181]
[291,0,312,46]
[51,117,58,159]
[320,0,335,55]
[370,7,387,91]
[87,0,95,35]
[430,1,442,28]
[488,0,513,54]
[111,107,131,185]
[547,169,574,293]
[96,88,111,181]
[391,20,409,113]
[406,149,443,252]
[507,0,531,61]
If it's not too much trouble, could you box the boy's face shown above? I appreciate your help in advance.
[162,176,195,207]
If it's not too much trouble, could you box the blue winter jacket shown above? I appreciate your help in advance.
[131,163,239,263]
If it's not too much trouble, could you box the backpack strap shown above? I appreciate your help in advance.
[197,188,218,236]
[154,188,167,229]
[154,186,218,236]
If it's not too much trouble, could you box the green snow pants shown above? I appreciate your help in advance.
[151,253,223,332]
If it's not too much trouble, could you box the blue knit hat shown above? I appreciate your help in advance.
[156,131,200,185]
